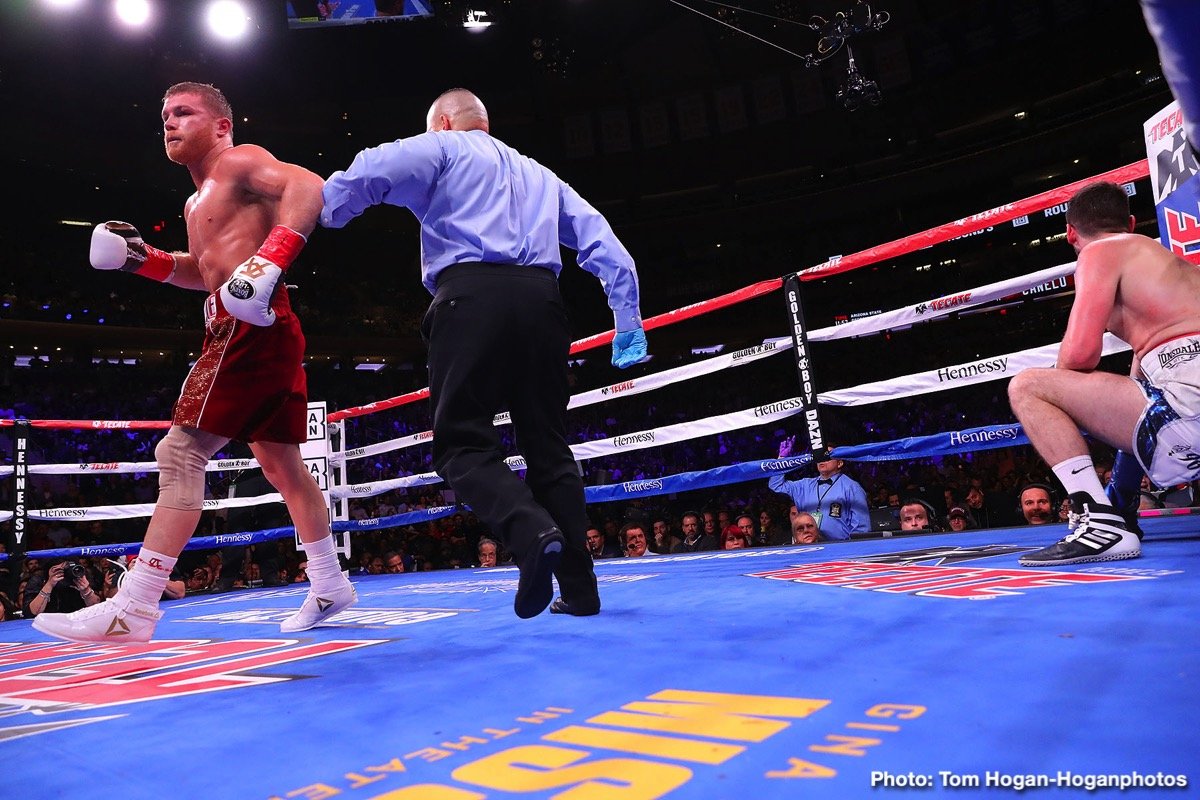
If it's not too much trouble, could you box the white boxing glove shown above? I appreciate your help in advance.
[90,221,176,282]
[219,226,307,327]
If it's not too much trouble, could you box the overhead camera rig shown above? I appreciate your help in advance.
[669,0,891,111]
[801,0,890,111]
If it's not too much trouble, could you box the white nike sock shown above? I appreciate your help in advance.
[124,547,176,606]
[300,535,345,590]
[1052,456,1107,504]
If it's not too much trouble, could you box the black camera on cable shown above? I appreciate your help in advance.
[63,561,87,581]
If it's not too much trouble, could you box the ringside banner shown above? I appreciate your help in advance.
[1145,100,1200,264]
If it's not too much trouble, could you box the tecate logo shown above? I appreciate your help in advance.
[915,293,972,315]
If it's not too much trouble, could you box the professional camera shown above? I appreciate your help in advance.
[63,561,87,581]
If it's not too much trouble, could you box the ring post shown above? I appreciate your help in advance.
[300,401,348,562]
[3,420,29,602]
[782,273,829,461]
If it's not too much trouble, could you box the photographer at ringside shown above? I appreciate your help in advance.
[24,559,103,618]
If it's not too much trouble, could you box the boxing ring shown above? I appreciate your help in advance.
[2,158,1198,797]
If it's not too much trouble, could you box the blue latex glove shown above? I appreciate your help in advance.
[611,326,648,368]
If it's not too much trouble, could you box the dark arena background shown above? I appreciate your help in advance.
[1,1,1198,797]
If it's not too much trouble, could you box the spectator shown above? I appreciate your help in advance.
[946,506,975,532]
[767,437,870,540]
[791,512,820,544]
[477,538,501,568]
[1056,497,1073,524]
[384,550,407,574]
[734,515,757,547]
[721,525,750,550]
[671,511,717,553]
[965,484,1003,528]
[619,523,651,557]
[585,525,621,560]
[1139,477,1193,510]
[185,565,213,595]
[650,517,678,554]
[899,499,940,532]
[1018,483,1055,525]
[758,507,788,546]
[24,560,103,618]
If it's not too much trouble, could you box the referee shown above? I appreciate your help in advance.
[321,89,646,619]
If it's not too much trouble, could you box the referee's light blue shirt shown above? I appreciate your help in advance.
[320,129,642,331]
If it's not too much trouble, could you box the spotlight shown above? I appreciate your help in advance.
[206,0,250,41]
[113,0,151,28]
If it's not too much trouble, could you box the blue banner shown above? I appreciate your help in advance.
[6,424,1030,561]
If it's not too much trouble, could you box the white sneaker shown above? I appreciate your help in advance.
[280,579,357,633]
[32,594,162,644]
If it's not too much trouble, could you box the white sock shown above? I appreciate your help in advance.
[300,535,344,589]
[124,547,176,606]
[1052,456,1107,504]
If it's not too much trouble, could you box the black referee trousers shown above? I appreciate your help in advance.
[422,263,594,587]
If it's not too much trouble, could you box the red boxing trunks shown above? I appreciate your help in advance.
[173,286,308,444]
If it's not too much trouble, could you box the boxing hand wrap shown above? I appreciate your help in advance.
[219,225,306,327]
[90,221,176,282]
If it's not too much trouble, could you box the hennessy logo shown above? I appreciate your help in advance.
[239,257,271,279]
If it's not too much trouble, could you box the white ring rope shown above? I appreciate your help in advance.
[338,260,1079,463]
[807,261,1076,342]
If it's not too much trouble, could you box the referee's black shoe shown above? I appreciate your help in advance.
[514,527,565,619]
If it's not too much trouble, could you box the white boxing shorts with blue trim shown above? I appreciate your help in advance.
[1134,334,1200,486]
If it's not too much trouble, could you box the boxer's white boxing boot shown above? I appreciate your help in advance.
[280,577,358,633]
[33,594,163,644]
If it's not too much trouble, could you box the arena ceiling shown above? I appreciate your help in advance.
[3,0,1167,206]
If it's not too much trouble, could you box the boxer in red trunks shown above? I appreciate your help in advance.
[33,82,355,643]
